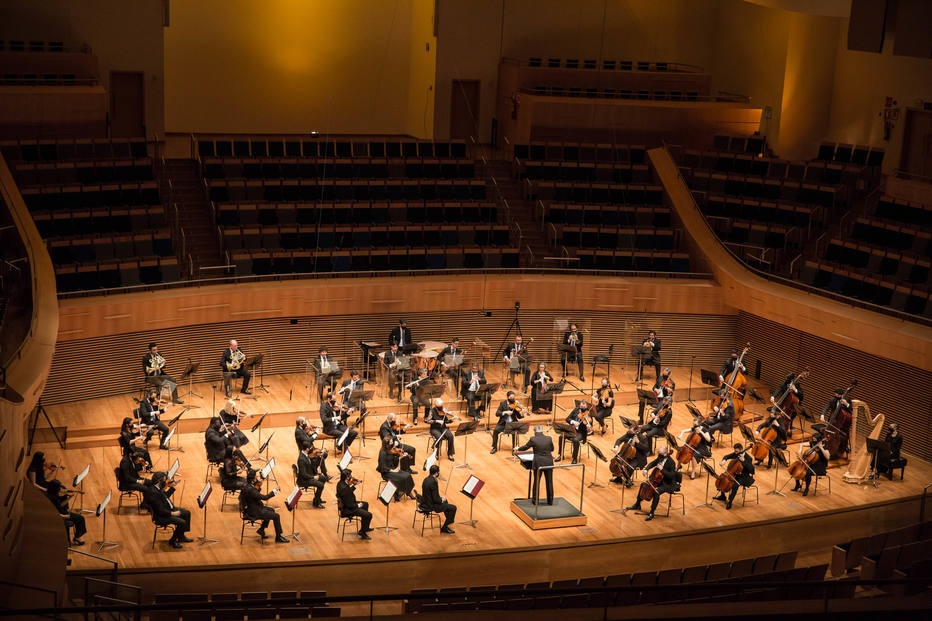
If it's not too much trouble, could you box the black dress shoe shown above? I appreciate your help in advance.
[312,502,326,509]
[441,527,455,534]
[645,513,655,521]
[725,501,733,510]
[275,535,290,543]
[626,503,639,511]
[169,540,183,549]
[175,399,184,404]
[489,448,497,455]
[359,531,371,540]
[179,535,194,543]
[241,389,252,395]
[256,528,268,539]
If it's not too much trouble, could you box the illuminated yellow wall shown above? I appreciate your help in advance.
[405,0,436,138]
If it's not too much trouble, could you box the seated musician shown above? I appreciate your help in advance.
[377,438,417,502]
[421,464,457,534]
[529,362,554,413]
[45,480,87,546]
[218,399,250,448]
[653,368,675,405]
[439,338,463,378]
[641,330,661,380]
[144,471,192,549]
[681,418,713,480]
[626,445,680,521]
[792,432,829,496]
[714,349,745,396]
[755,414,788,468]
[611,423,648,487]
[319,393,358,452]
[220,339,251,397]
[140,389,170,449]
[382,343,404,402]
[142,342,182,404]
[241,469,289,543]
[874,423,906,480]
[204,416,248,466]
[561,323,584,380]
[220,446,247,491]
[593,378,614,435]
[26,451,53,493]
[296,444,329,508]
[294,416,318,451]
[336,469,373,540]
[770,373,804,431]
[503,335,531,392]
[559,400,592,464]
[338,370,367,414]
[707,399,735,439]
[427,399,455,461]
[460,362,487,420]
[407,368,431,425]
[116,451,151,510]
[119,416,153,467]
[379,412,416,469]
[490,391,523,454]
[313,347,339,402]
[642,396,673,450]
[713,443,755,509]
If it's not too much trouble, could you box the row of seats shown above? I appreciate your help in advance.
[196,137,467,160]
[0,137,148,162]
[799,260,930,317]
[0,39,66,52]
[574,248,691,273]
[0,72,97,86]
[711,134,768,155]
[222,224,511,252]
[684,170,841,208]
[831,521,932,595]
[55,256,180,293]
[214,200,499,227]
[32,205,167,239]
[20,180,160,211]
[47,232,173,265]
[525,180,663,205]
[875,195,930,227]
[708,219,801,252]
[541,203,671,227]
[528,58,690,72]
[817,140,885,167]
[516,160,652,184]
[824,239,930,287]
[12,158,154,186]
[151,590,334,621]
[529,84,702,101]
[551,225,675,251]
[679,149,865,186]
[201,156,475,181]
[703,195,823,230]
[207,178,487,203]
[513,142,647,164]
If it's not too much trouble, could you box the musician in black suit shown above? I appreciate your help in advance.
[421,464,456,534]
[241,469,288,543]
[652,367,675,405]
[220,339,251,397]
[715,349,746,395]
[220,446,247,491]
[514,425,555,505]
[713,443,755,509]
[294,416,317,451]
[611,423,649,487]
[427,399,455,461]
[771,373,804,430]
[439,338,463,374]
[642,396,673,450]
[377,438,416,501]
[593,378,614,434]
[338,370,367,412]
[503,336,531,391]
[561,323,584,380]
[116,452,150,501]
[144,471,192,548]
[319,393,357,451]
[680,418,713,480]
[626,445,680,521]
[142,342,182,403]
[45,480,87,546]
[119,416,152,467]
[382,343,404,401]
[388,318,413,348]
[460,362,487,420]
[312,347,339,401]
[875,423,906,479]
[407,368,430,425]
[641,330,661,379]
[204,416,248,466]
[296,445,329,508]
[336,469,372,539]
[707,399,735,439]
[490,391,523,454]
[559,401,591,464]
[140,389,170,449]
[792,432,829,496]
[379,413,416,467]
[755,413,788,468]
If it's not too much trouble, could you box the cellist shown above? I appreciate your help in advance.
[610,423,648,487]
[792,432,829,497]
[713,443,755,510]
[679,416,713,480]
[625,445,680,522]
[754,413,788,468]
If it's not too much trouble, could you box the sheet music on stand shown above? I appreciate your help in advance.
[337,427,350,448]
[378,481,397,506]
[285,486,302,511]
[424,448,439,472]
[338,450,353,471]
[73,464,91,488]
[197,482,212,509]
[459,475,484,527]
[260,457,275,481]
[96,491,112,518]
[516,452,534,470]
[168,458,181,480]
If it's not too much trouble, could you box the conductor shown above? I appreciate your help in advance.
[514,425,555,506]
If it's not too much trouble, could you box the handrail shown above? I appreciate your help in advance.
[67,546,118,582]
[0,579,57,610]
[921,482,932,523]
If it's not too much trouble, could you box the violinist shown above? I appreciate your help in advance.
[680,416,713,480]
[142,342,182,404]
[560,400,592,464]
[427,399,455,461]
[294,416,317,451]
[240,469,289,543]
[754,414,788,468]
[119,417,153,467]
[220,446,247,491]
[204,416,249,466]
[140,388,170,450]
[220,339,251,397]
[380,412,416,469]
[611,423,648,487]
[652,368,675,404]
[561,323,584,381]
[592,378,615,435]
[117,451,151,510]
[407,367,431,425]
[218,399,250,448]
[490,391,523,455]
[460,361,487,421]
[792,432,829,497]
[45,479,86,546]
[641,330,662,380]
[514,425,555,506]
[713,443,755,510]
[297,444,329,508]
[642,396,673,450]
[27,451,60,492]
[144,471,193,549]
[336,468,373,539]
[422,464,457,534]
[714,349,746,396]
[626,445,679,521]
[770,372,804,431]
[529,362,554,413]
[377,438,417,502]
[707,400,735,440]
[319,393,358,451]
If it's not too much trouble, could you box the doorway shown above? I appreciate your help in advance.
[109,71,145,138]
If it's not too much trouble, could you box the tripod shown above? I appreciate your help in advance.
[28,399,65,452]
[495,302,523,387]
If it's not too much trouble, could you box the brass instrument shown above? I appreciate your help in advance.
[146,352,166,375]
[226,349,246,371]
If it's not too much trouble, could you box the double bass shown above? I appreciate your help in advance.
[772,369,808,430]
[823,380,857,459]
[710,343,750,422]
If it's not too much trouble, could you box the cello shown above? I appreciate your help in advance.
[823,380,857,459]
[610,436,638,483]
[787,437,824,480]
[749,418,778,464]
[715,457,744,494]
[771,369,808,430]
[710,343,750,422]
[636,467,664,502]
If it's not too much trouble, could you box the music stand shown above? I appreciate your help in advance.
[197,482,218,545]
[246,353,268,396]
[459,475,484,528]
[476,383,499,432]
[351,411,370,461]
[72,464,93,514]
[249,412,270,459]
[630,344,651,384]
[766,446,790,497]
[283,486,303,542]
[377,480,399,535]
[697,461,718,511]
[636,389,655,425]
[95,491,118,551]
[588,443,608,488]
[253,431,275,464]
[453,420,478,470]
[180,360,203,401]
[164,407,189,453]
[864,438,887,489]
[700,369,719,387]
[357,340,381,381]
[542,380,566,427]
[558,343,578,377]
[553,421,577,462]
[349,389,374,451]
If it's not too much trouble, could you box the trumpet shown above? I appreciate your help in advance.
[226,349,246,371]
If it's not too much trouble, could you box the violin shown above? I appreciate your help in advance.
[162,476,180,492]
[43,462,64,473]
[577,408,593,434]
[346,475,361,487]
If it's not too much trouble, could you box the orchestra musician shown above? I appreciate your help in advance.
[377,438,417,502]
[144,471,193,549]
[116,451,151,509]
[529,362,554,413]
[626,445,681,521]
[388,318,413,348]
[241,469,289,543]
[45,479,87,546]
[218,399,250,448]
[680,417,713,480]
[382,343,404,402]
[220,446,247,491]
[439,337,464,378]
[338,370,367,415]
[421,464,457,534]
[220,339,251,397]
[713,443,755,510]
[707,399,735,440]
[119,416,153,467]
[407,368,431,425]
[294,416,318,451]
[142,342,183,404]
[611,423,649,487]
[336,468,373,540]
[755,413,788,468]
[593,378,615,434]
[642,396,673,450]
[514,425,555,506]
[874,423,906,480]
[714,349,746,396]
[296,444,329,509]
[312,347,340,402]
[653,367,675,404]
[460,362,487,421]
[319,393,358,452]
[140,389,170,450]
[771,372,804,431]
[490,391,523,454]
[561,323,584,381]
[379,412,416,469]
[204,416,248,466]
[559,400,592,464]
[427,399,455,461]
[821,387,852,457]
[27,451,54,492]
[792,432,829,496]
[503,335,531,392]
[641,330,662,380]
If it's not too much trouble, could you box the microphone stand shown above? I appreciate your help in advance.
[687,355,696,404]
[767,447,787,497]
[695,458,717,511]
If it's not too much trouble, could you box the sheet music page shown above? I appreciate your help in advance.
[379,480,397,505]
[73,463,91,487]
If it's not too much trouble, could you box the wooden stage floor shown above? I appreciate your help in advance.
[35,366,927,602]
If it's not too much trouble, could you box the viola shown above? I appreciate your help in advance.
[636,467,664,502]
[715,458,744,493]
